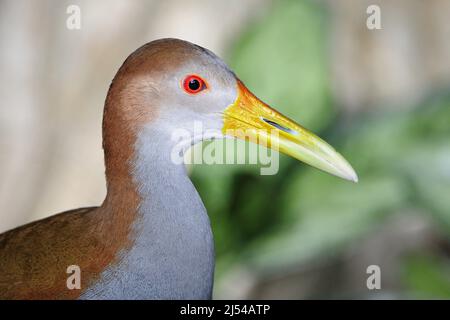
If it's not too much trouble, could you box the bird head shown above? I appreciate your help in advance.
[104,38,357,182]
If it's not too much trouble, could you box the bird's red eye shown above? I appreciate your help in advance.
[183,75,207,94]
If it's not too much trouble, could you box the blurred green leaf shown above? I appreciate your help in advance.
[229,0,332,131]
[402,254,450,299]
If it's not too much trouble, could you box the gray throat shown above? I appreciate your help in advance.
[81,125,215,299]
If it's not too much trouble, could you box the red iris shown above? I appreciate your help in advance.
[183,75,207,94]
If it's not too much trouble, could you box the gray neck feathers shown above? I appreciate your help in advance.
[82,124,215,299]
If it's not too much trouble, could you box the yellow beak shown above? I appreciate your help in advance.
[222,80,358,182]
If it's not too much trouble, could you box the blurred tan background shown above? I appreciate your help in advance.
[1,0,449,299]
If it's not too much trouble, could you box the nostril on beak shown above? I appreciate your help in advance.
[261,117,298,135]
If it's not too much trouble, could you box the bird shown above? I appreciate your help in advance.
[0,38,357,300]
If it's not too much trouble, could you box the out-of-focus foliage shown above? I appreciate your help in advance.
[403,254,450,298]
[191,0,450,298]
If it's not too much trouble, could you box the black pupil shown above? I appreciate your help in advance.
[189,79,201,91]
